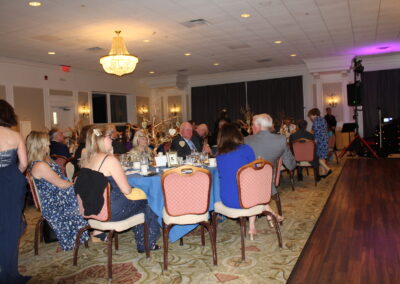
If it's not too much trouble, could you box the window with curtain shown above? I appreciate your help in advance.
[92,93,107,123]
[110,95,127,123]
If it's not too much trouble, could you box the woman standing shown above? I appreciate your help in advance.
[76,127,160,252]
[27,131,89,251]
[0,100,30,283]
[308,108,332,177]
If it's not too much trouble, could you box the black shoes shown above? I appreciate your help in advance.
[320,170,333,179]
[138,244,161,253]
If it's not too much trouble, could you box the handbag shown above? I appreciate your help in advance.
[43,219,58,243]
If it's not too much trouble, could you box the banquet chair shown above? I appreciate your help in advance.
[50,154,74,179]
[327,134,339,165]
[291,139,319,186]
[212,159,282,261]
[73,184,149,280]
[161,165,217,270]
[26,171,45,255]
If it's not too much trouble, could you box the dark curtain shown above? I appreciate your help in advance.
[191,82,246,131]
[247,76,304,126]
[361,68,400,137]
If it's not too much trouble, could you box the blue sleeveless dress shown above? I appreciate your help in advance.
[31,160,89,250]
[0,149,30,283]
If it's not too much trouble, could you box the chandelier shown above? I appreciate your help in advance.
[100,31,139,76]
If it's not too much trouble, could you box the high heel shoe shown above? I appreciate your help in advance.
[248,229,257,241]
[267,215,285,228]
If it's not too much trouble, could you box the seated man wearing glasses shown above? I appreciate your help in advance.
[171,122,201,158]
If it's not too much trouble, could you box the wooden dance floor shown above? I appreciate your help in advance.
[287,158,400,284]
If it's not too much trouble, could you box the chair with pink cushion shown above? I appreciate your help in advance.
[73,184,149,280]
[161,165,217,270]
[291,138,319,186]
[212,159,283,261]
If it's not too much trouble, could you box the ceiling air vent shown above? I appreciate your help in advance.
[257,58,272,63]
[86,47,105,52]
[228,43,251,50]
[181,19,210,28]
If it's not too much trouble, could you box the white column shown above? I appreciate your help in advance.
[43,88,51,129]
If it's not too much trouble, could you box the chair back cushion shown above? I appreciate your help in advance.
[237,159,273,209]
[26,171,42,211]
[77,184,111,222]
[162,166,211,216]
[291,139,315,162]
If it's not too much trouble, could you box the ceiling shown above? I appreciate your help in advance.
[0,0,399,78]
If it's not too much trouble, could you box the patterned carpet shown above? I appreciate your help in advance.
[19,160,343,284]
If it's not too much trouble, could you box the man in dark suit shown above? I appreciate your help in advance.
[171,121,201,158]
[49,128,71,158]
[192,123,212,154]
[289,120,319,181]
[244,113,296,195]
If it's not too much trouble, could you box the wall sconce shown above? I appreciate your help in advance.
[327,94,339,108]
[170,104,180,116]
[138,105,148,115]
[78,105,90,117]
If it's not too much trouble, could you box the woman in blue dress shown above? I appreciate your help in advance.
[0,100,30,283]
[27,131,89,251]
[216,123,260,238]
[308,108,332,177]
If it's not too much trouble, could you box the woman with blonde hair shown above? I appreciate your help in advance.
[75,127,160,252]
[27,131,89,251]
[127,130,154,163]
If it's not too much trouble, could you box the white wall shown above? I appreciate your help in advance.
[0,57,151,128]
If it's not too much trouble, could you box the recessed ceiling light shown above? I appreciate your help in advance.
[213,62,220,66]
[290,53,297,57]
[143,39,150,43]
[184,53,191,56]
[29,1,42,7]
[240,13,251,18]
[48,51,56,55]
[274,40,283,44]
[149,71,155,74]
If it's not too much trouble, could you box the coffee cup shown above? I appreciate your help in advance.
[133,162,141,170]
[209,158,217,167]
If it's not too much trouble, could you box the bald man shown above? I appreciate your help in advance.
[193,123,212,154]
[171,121,201,158]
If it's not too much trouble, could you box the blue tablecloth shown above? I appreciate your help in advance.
[127,167,221,242]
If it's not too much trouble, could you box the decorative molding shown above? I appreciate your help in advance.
[304,55,354,74]
[359,52,400,72]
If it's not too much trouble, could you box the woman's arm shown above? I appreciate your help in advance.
[17,135,28,172]
[32,161,73,189]
[107,156,132,195]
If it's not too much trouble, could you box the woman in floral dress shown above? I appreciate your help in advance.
[308,108,332,177]
[27,131,89,251]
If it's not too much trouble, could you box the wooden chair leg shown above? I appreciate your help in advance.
[200,221,217,266]
[201,225,205,246]
[273,193,282,217]
[162,221,173,270]
[290,170,295,191]
[335,151,339,165]
[179,237,184,246]
[239,217,246,261]
[114,232,119,250]
[107,230,115,280]
[306,167,309,176]
[265,212,283,248]
[73,225,90,266]
[143,223,150,258]
[313,167,318,186]
[211,212,218,242]
[34,217,44,255]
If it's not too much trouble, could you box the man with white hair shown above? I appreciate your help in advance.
[244,113,296,195]
[49,128,71,158]
[171,121,201,158]
[193,123,212,154]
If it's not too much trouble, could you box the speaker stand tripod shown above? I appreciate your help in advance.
[339,133,379,158]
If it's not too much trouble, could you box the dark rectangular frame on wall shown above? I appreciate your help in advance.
[92,92,129,124]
